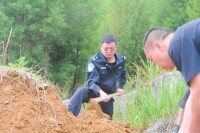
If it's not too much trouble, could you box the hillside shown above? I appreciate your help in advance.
[0,66,138,133]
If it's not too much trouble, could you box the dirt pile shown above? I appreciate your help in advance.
[0,67,139,133]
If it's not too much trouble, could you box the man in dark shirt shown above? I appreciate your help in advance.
[67,34,126,118]
[142,18,200,132]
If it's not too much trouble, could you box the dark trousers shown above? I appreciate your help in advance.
[67,86,114,117]
[179,88,190,109]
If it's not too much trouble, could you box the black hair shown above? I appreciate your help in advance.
[101,34,117,44]
[142,27,173,49]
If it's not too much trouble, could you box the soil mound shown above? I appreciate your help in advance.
[0,67,138,133]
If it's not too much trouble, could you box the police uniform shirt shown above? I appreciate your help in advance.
[86,52,126,94]
[169,18,200,85]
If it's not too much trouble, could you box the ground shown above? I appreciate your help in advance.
[0,67,139,133]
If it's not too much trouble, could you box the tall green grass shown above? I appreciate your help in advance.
[114,60,187,130]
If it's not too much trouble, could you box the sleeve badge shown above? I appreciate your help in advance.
[87,63,95,72]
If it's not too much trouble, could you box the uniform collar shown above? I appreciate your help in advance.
[99,52,123,64]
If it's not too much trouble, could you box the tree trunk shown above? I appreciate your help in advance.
[44,45,50,80]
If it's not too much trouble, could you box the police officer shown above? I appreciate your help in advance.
[67,34,126,118]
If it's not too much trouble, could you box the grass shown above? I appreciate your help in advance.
[113,60,187,130]
[4,55,188,131]
[9,57,186,130]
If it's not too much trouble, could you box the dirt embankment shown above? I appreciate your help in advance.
[0,67,139,133]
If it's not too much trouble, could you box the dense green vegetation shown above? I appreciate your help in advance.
[0,0,199,98]
[113,61,187,130]
[1,0,199,130]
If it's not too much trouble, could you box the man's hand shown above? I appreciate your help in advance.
[99,90,110,102]
[172,125,180,133]
[116,88,125,96]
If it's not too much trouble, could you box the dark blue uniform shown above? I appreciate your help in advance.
[68,52,126,117]
[179,88,190,109]
[169,18,200,85]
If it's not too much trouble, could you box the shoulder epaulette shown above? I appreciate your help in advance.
[119,55,126,60]
[123,56,126,60]
[92,55,99,61]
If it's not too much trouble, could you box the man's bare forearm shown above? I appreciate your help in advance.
[179,74,200,133]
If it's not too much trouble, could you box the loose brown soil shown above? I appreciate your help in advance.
[0,67,140,133]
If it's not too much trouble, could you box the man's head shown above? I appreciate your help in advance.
[143,27,175,70]
[101,34,117,58]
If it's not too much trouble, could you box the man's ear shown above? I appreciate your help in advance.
[154,42,164,51]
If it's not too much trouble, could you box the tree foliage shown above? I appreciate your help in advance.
[0,0,199,97]
[106,0,199,74]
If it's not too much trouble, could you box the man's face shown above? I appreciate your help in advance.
[144,43,175,70]
[101,42,117,58]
